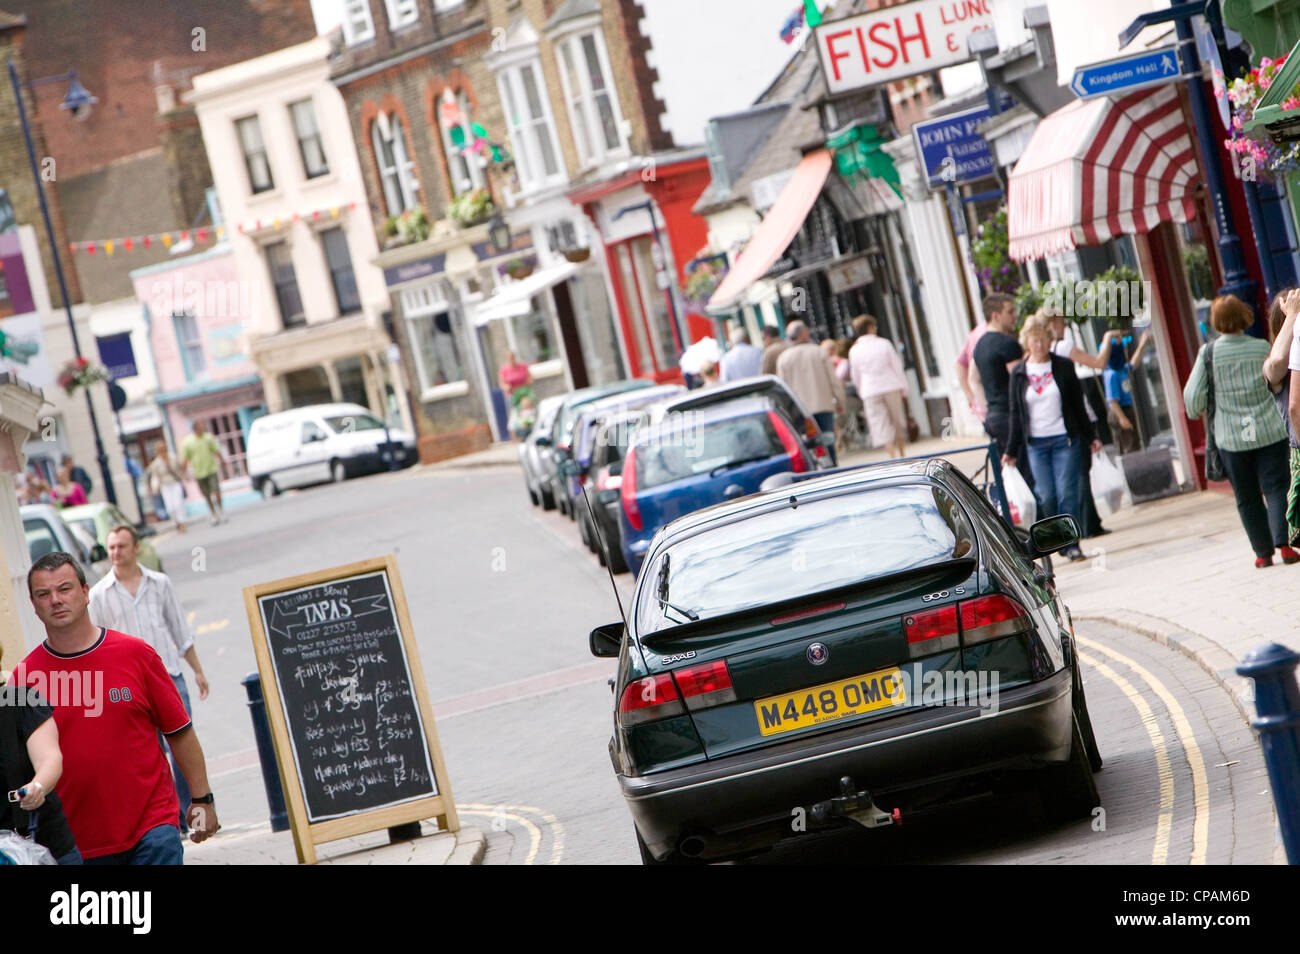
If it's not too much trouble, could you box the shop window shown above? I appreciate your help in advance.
[203,411,248,479]
[555,30,627,167]
[439,90,487,198]
[400,283,466,392]
[290,99,329,180]
[235,115,274,195]
[497,61,564,193]
[266,242,305,329]
[321,228,361,315]
[508,295,558,365]
[335,355,369,407]
[173,312,206,378]
[371,112,419,216]
[342,0,375,45]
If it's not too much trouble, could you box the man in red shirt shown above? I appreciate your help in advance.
[16,552,220,864]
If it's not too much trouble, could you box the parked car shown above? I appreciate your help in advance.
[21,503,108,585]
[61,502,163,572]
[618,397,816,576]
[576,409,651,573]
[590,457,1101,864]
[521,394,566,509]
[648,375,835,468]
[541,380,658,518]
[558,384,684,526]
[247,403,417,497]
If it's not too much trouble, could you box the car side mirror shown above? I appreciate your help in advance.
[90,544,108,562]
[589,621,624,658]
[1027,515,1079,556]
[535,434,551,448]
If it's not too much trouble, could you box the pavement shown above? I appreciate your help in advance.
[186,818,486,865]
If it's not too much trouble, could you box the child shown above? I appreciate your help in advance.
[510,395,537,441]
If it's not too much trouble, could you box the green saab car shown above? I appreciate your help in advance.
[591,457,1101,864]
[61,503,164,572]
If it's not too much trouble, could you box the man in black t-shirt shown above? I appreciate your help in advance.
[972,293,1024,454]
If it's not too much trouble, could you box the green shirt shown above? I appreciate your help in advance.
[1183,333,1287,452]
[180,432,222,479]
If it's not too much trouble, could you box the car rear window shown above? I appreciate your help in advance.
[634,414,785,490]
[636,483,976,632]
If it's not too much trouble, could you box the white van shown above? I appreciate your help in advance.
[246,403,417,497]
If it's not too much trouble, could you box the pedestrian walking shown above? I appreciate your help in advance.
[1051,315,1122,538]
[181,420,226,526]
[719,327,763,382]
[0,653,80,864]
[89,524,210,832]
[759,324,790,376]
[1104,330,1149,454]
[955,316,989,425]
[776,320,846,466]
[15,552,220,864]
[61,454,92,496]
[1003,313,1097,562]
[848,314,909,459]
[1262,289,1300,545]
[698,360,720,388]
[147,444,188,532]
[51,465,88,508]
[972,293,1024,458]
[1184,294,1299,568]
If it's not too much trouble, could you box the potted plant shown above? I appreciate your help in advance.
[562,246,591,263]
[970,207,1021,295]
[683,257,726,312]
[57,357,110,397]
[447,187,495,229]
[380,215,401,248]
[498,253,537,280]
[395,206,431,245]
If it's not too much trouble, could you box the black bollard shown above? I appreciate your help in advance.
[1236,643,1300,864]
[241,673,290,833]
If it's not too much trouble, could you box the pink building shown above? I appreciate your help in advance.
[130,244,267,514]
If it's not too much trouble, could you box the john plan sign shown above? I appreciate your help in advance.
[912,106,994,187]
[816,0,995,94]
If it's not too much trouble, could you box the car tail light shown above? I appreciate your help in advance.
[805,418,828,459]
[621,446,642,531]
[770,602,845,626]
[904,604,959,659]
[768,411,807,474]
[672,659,737,710]
[618,674,684,726]
[960,595,1032,645]
[595,466,622,491]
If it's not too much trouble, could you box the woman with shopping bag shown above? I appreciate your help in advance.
[1003,314,1099,562]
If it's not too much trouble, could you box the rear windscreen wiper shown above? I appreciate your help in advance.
[710,456,772,477]
[655,555,699,621]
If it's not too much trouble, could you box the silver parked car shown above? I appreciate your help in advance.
[520,394,566,509]
[21,503,109,586]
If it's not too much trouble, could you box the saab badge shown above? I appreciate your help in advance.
[806,642,829,665]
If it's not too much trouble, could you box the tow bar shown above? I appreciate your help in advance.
[808,776,902,829]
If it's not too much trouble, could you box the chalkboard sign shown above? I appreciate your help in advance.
[244,556,457,864]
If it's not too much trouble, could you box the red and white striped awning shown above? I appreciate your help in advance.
[1008,86,1198,262]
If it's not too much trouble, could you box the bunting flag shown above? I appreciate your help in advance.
[66,197,361,255]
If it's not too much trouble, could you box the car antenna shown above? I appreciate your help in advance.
[578,479,628,632]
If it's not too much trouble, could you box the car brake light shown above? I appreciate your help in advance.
[768,411,807,474]
[595,467,622,491]
[617,674,684,726]
[621,446,642,531]
[770,602,846,626]
[903,604,959,659]
[672,659,737,710]
[805,418,828,459]
[960,595,1032,645]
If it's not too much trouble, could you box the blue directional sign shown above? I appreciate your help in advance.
[912,106,994,188]
[1070,45,1181,100]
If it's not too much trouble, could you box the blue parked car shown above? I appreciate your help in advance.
[619,396,815,576]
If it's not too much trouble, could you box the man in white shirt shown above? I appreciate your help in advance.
[776,320,846,465]
[719,327,764,382]
[89,524,209,829]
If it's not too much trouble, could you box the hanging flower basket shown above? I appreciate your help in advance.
[58,357,109,396]
[448,188,496,229]
[1222,53,1300,180]
[683,256,726,312]
[498,254,536,280]
[562,246,591,263]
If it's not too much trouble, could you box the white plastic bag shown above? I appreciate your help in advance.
[1000,465,1037,527]
[0,829,56,865]
[1090,449,1131,516]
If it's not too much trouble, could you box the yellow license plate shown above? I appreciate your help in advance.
[754,666,908,737]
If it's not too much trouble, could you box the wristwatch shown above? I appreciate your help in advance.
[191,792,215,804]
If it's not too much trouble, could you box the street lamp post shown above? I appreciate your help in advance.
[7,60,117,505]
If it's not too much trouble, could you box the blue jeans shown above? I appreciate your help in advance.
[57,847,83,865]
[83,824,183,866]
[1026,434,1083,529]
[813,411,838,467]
[158,673,192,830]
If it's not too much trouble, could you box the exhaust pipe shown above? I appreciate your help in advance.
[678,834,708,858]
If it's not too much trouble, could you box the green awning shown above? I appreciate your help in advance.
[1244,37,1300,143]
[826,123,902,198]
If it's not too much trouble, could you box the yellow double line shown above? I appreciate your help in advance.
[1076,635,1210,865]
[456,803,565,865]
